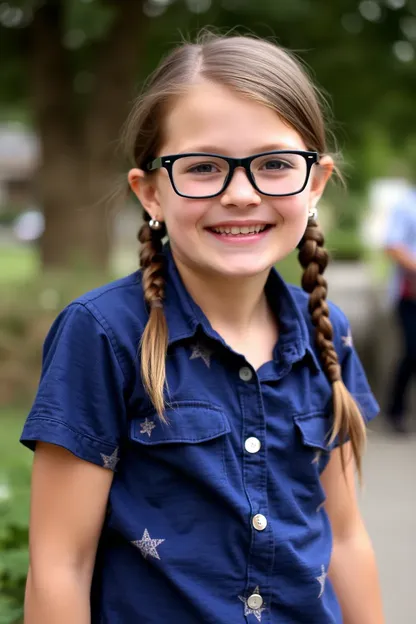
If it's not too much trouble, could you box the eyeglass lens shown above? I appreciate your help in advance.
[171,153,308,197]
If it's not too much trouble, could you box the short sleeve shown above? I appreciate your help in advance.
[339,330,380,426]
[20,303,127,471]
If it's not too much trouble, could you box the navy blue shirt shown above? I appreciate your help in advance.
[21,247,379,623]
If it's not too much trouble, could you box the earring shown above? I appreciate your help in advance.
[149,218,163,230]
[308,206,318,221]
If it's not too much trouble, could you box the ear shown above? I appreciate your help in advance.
[128,168,164,222]
[308,155,334,210]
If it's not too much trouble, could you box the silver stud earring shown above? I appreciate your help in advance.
[308,206,318,221]
[149,218,163,230]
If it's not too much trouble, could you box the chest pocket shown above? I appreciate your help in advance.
[293,412,334,479]
[128,401,231,495]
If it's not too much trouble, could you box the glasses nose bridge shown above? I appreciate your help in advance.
[227,156,253,185]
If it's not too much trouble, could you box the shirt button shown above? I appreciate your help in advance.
[247,593,263,610]
[239,366,253,382]
[252,514,268,531]
[245,437,261,454]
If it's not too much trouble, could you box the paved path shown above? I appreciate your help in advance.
[359,418,415,624]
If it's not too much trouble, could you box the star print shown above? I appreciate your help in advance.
[189,342,214,368]
[140,418,156,437]
[132,529,165,560]
[238,587,266,622]
[312,450,322,464]
[342,329,353,348]
[100,447,119,471]
[316,565,328,598]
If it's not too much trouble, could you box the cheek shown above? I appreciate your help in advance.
[160,191,207,235]
[274,195,308,222]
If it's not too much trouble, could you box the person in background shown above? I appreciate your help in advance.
[384,186,416,434]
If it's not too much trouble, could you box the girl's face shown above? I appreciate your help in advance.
[129,82,333,280]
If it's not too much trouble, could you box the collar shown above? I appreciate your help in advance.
[162,245,319,373]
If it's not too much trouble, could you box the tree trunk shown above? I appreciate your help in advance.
[38,156,116,269]
[30,0,146,270]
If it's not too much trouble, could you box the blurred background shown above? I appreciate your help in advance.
[0,0,415,622]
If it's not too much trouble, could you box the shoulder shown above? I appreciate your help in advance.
[71,270,147,333]
[287,284,351,357]
[45,271,148,373]
[389,190,416,220]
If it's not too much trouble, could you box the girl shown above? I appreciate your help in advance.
[21,34,384,623]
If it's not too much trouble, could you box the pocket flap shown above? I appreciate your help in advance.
[130,401,231,446]
[294,412,332,451]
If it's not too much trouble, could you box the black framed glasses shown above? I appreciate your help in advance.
[146,150,319,199]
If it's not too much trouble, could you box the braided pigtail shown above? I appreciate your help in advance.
[298,216,367,479]
[138,211,168,420]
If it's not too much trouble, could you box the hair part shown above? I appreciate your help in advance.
[127,32,366,476]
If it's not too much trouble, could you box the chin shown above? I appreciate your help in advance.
[211,259,273,279]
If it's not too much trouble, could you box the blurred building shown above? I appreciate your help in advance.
[0,122,39,210]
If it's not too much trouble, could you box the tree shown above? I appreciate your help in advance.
[1,0,416,271]
[1,0,150,269]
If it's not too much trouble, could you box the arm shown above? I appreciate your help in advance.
[384,244,416,274]
[24,442,114,624]
[320,443,384,624]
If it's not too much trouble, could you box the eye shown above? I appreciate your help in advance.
[261,159,291,171]
[187,162,220,174]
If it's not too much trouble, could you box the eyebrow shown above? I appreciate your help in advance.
[177,143,302,154]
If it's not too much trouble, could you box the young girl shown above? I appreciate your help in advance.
[21,34,384,623]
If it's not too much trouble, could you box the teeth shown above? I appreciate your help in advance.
[212,224,267,235]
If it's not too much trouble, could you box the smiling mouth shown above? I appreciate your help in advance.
[208,224,273,236]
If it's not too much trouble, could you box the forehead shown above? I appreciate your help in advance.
[161,81,306,156]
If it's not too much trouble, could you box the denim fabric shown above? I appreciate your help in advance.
[21,246,379,623]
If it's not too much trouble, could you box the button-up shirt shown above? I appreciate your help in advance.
[21,246,379,623]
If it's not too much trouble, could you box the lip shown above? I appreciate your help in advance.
[205,220,273,228]
[205,223,275,244]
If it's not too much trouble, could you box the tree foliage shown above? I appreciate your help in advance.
[1,0,416,267]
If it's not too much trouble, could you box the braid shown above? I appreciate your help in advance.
[298,217,366,480]
[138,211,168,420]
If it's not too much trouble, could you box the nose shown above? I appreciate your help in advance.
[220,167,261,208]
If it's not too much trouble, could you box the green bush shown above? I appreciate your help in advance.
[0,270,112,407]
[0,479,29,624]
[0,410,31,624]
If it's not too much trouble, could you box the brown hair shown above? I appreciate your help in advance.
[122,33,366,476]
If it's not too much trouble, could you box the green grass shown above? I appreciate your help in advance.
[0,247,39,286]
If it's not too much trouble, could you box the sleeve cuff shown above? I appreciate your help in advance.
[20,417,120,471]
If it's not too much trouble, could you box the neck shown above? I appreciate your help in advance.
[173,256,272,338]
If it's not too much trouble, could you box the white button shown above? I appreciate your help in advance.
[252,514,268,531]
[239,366,253,382]
[247,593,263,610]
[245,437,261,454]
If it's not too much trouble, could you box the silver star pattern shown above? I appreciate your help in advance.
[342,329,353,348]
[189,342,214,368]
[238,587,266,622]
[316,565,328,598]
[140,418,156,437]
[312,450,322,465]
[100,447,119,471]
[132,528,165,560]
